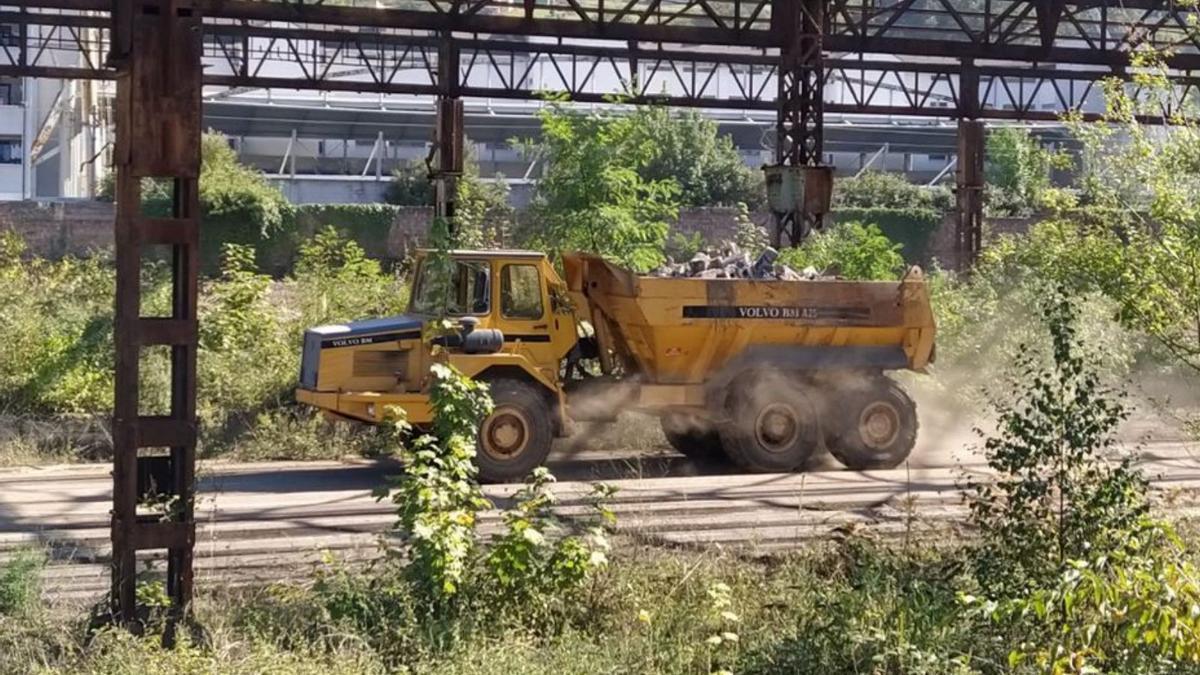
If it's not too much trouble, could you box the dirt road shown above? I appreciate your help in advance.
[1,442,1198,605]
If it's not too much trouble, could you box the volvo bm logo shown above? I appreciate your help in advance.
[735,306,818,319]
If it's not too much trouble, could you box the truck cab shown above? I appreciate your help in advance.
[296,250,580,482]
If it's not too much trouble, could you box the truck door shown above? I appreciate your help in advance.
[497,262,558,373]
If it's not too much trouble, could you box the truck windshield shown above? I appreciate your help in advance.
[410,259,491,315]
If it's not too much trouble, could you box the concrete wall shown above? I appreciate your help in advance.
[268,176,391,204]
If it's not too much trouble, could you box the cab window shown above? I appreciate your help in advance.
[501,264,544,319]
[410,259,490,315]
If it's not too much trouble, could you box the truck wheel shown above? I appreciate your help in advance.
[718,374,818,473]
[826,378,918,470]
[476,380,555,483]
[660,412,725,462]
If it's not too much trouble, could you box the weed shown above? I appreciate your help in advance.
[0,549,45,617]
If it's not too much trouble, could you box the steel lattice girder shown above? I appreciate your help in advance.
[12,0,1200,63]
[6,1,1200,120]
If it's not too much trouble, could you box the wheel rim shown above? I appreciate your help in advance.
[481,407,531,461]
[858,401,902,450]
[754,402,800,454]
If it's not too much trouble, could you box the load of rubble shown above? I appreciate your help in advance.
[651,242,821,280]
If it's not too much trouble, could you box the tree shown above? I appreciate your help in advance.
[99,131,290,236]
[383,159,434,207]
[623,106,762,207]
[1039,50,1200,374]
[985,127,1058,216]
[968,293,1146,596]
[519,102,680,271]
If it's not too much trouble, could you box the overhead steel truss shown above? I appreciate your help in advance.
[8,0,1200,640]
[6,1,1200,120]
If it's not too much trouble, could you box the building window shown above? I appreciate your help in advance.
[0,140,22,164]
[0,81,19,106]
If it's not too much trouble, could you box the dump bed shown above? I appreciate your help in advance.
[562,252,935,385]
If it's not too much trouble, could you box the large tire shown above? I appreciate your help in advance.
[717,372,819,473]
[825,377,918,470]
[475,379,555,483]
[660,411,725,462]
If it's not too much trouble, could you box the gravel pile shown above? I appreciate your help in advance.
[651,242,817,280]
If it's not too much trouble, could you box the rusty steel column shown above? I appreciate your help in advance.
[954,61,985,270]
[109,0,201,643]
[955,120,985,270]
[769,0,832,247]
[432,36,464,230]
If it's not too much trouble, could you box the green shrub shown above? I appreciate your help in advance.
[197,243,294,436]
[0,228,410,463]
[202,203,401,276]
[230,408,384,461]
[831,207,941,262]
[291,226,408,329]
[929,222,1151,403]
[385,159,435,206]
[833,171,953,212]
[778,221,905,280]
[968,292,1148,596]
[385,145,513,250]
[623,106,762,207]
[984,520,1200,673]
[519,102,679,271]
[985,127,1062,217]
[385,363,495,611]
[0,232,124,414]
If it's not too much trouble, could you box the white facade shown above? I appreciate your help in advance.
[0,77,26,201]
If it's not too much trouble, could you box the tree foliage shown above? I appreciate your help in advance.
[622,106,762,207]
[833,171,953,213]
[101,131,290,236]
[519,102,680,271]
[777,221,906,280]
[985,127,1059,217]
[1030,51,1200,375]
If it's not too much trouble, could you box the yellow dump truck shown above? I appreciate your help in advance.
[296,249,936,482]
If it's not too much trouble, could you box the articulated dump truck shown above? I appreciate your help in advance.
[296,250,936,482]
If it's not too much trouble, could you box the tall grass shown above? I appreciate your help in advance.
[0,230,408,465]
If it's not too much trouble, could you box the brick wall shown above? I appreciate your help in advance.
[0,200,436,262]
[2,198,1037,273]
[0,200,116,258]
[927,214,1035,270]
